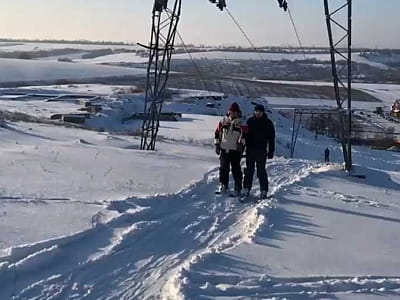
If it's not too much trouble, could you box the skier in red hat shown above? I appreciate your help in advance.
[214,102,246,196]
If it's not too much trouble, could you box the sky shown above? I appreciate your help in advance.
[0,0,399,48]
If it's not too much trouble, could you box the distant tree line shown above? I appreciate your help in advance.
[0,48,81,59]
[174,44,379,54]
[167,57,400,84]
[81,48,136,59]
[306,113,399,149]
[0,37,134,46]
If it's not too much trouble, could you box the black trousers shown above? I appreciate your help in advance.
[219,150,243,191]
[243,149,268,192]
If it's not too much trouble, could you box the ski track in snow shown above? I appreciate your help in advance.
[180,273,400,299]
[291,186,392,209]
[167,161,400,299]
[0,158,398,299]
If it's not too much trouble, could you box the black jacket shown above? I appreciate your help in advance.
[245,114,275,155]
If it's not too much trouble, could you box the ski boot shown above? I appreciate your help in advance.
[216,184,229,194]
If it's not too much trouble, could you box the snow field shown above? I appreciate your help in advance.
[0,83,400,298]
[0,156,318,299]
[0,58,146,83]
[177,167,400,299]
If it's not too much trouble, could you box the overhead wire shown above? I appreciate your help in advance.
[287,7,305,58]
[172,2,323,101]
[175,26,244,98]
[224,5,322,99]
[223,7,269,99]
[286,4,318,87]
[174,7,256,99]
[166,9,221,96]
[218,50,243,96]
[215,44,255,97]
[224,7,268,64]
[175,30,210,91]
[177,30,225,96]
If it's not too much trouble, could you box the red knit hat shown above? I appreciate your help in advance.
[228,102,241,113]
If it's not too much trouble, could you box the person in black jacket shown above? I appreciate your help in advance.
[324,147,330,163]
[242,104,275,199]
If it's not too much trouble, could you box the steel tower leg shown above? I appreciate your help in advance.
[140,0,182,150]
[324,0,352,171]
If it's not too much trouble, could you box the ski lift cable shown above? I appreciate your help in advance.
[287,7,305,59]
[175,27,223,95]
[176,8,257,99]
[215,42,256,98]
[175,31,205,81]
[176,33,217,95]
[224,7,267,64]
[224,5,319,96]
[223,7,275,99]
[286,5,318,88]
[218,50,244,96]
[164,9,217,95]
[174,10,250,98]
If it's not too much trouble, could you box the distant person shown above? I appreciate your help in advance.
[324,147,330,163]
[242,104,275,200]
[214,102,246,196]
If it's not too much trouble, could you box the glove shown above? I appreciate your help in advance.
[267,152,274,159]
[215,144,221,155]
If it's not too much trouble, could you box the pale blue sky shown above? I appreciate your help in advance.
[0,0,399,48]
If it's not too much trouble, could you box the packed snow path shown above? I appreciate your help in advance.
[0,158,312,299]
[0,158,400,299]
[178,164,400,299]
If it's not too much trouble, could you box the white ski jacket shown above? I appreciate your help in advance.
[214,115,245,152]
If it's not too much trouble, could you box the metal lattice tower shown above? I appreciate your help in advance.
[139,0,286,151]
[324,0,353,171]
[140,0,182,150]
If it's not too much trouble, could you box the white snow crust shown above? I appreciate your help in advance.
[0,52,400,299]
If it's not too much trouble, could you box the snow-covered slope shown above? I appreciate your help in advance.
[76,50,390,69]
[0,58,146,83]
[76,52,148,64]
[0,42,139,52]
[0,84,400,299]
